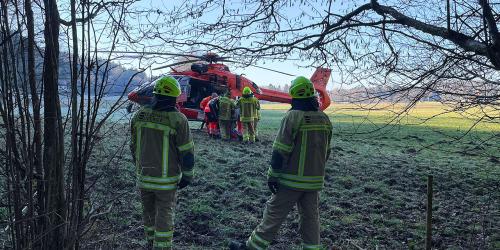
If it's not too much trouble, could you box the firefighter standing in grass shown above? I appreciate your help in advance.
[237,87,260,142]
[218,92,236,140]
[200,92,219,136]
[208,96,221,138]
[229,76,333,250]
[130,76,195,250]
[200,92,217,110]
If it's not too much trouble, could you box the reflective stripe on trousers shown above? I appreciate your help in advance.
[247,187,321,249]
[242,122,255,142]
[246,230,270,250]
[154,230,173,250]
[141,189,176,250]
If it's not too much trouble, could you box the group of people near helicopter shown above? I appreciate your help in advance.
[200,87,260,142]
[131,76,331,249]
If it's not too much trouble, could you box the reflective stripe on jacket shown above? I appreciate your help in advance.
[269,110,332,191]
[219,96,236,120]
[237,96,260,122]
[130,107,194,190]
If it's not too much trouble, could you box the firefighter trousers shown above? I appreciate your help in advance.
[246,188,321,250]
[140,189,176,250]
[242,121,255,142]
[219,120,232,140]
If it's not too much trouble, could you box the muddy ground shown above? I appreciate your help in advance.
[82,110,499,249]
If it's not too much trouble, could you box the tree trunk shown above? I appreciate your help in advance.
[42,0,66,248]
[67,0,82,247]
[24,0,44,244]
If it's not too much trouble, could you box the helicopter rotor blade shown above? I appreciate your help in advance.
[250,65,295,76]
[98,50,234,63]
[100,50,296,76]
[212,56,231,61]
[98,50,206,60]
[152,59,201,70]
[219,59,295,77]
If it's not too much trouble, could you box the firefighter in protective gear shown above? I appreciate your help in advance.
[200,92,217,110]
[218,92,236,140]
[130,76,195,250]
[202,93,219,138]
[236,87,260,142]
[208,96,221,138]
[229,76,332,250]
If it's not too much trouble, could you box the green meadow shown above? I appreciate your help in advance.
[82,102,499,249]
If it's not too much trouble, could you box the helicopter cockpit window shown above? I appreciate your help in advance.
[138,75,191,102]
[134,81,155,99]
[251,81,262,94]
[175,76,191,103]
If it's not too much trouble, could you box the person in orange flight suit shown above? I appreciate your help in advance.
[200,93,219,137]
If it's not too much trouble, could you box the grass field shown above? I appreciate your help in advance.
[262,102,499,131]
[84,102,499,249]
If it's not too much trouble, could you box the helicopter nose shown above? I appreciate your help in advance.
[128,91,139,102]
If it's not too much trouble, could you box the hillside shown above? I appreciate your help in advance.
[10,34,147,96]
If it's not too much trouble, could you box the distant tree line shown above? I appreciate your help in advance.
[9,33,147,96]
[262,83,290,93]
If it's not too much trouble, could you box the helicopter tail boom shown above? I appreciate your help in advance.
[257,67,331,110]
[256,88,292,104]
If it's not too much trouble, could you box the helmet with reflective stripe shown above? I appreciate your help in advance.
[242,87,252,95]
[289,76,315,99]
[153,76,181,97]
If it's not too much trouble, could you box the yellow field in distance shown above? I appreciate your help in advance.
[260,102,500,132]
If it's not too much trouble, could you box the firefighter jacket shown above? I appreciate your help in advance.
[218,96,236,121]
[130,107,195,190]
[237,95,260,122]
[268,110,332,191]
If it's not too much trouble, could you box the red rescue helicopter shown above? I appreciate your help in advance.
[123,52,332,121]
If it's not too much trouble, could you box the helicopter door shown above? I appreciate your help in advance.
[183,78,213,109]
[212,85,229,95]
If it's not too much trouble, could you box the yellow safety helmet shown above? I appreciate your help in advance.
[289,76,315,99]
[242,86,252,95]
[153,76,181,97]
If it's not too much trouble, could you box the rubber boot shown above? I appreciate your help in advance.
[145,240,153,250]
[229,241,247,250]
